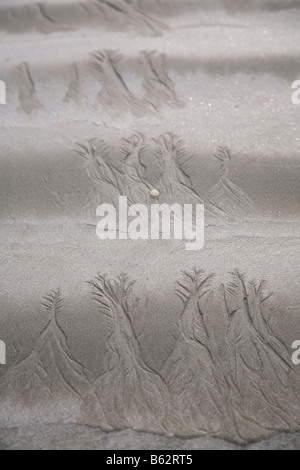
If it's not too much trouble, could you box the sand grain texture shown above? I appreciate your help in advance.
[0,0,299,450]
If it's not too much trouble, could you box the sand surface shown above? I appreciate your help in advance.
[0,0,299,450]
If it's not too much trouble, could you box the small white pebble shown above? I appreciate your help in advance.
[149,189,160,198]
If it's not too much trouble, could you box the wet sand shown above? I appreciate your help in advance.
[0,0,299,450]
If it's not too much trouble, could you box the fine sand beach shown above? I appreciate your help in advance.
[0,0,299,450]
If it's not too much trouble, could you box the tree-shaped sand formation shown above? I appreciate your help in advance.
[207,147,257,219]
[0,289,90,426]
[80,273,170,432]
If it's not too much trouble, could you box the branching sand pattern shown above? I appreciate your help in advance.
[0,290,90,426]
[76,133,239,224]
[221,272,299,439]
[17,62,43,115]
[92,50,147,119]
[80,274,170,432]
[206,147,257,219]
[13,50,183,119]
[92,0,168,36]
[1,273,299,442]
[141,50,185,110]
[64,63,87,106]
[163,269,300,442]
[0,0,168,35]
[162,269,232,437]
[92,49,183,118]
